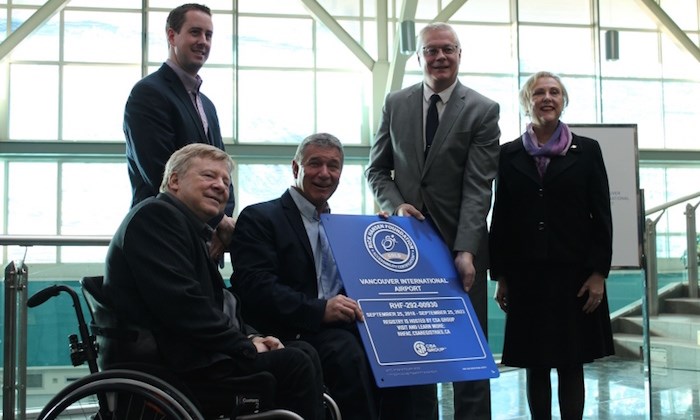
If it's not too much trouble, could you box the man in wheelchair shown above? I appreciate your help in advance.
[103,143,325,419]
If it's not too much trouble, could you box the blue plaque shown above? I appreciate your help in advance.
[321,214,500,387]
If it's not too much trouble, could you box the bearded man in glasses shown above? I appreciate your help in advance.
[366,22,501,419]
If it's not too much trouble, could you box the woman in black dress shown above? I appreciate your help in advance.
[489,71,614,419]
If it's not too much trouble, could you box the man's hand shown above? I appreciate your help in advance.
[208,215,236,260]
[251,335,285,353]
[323,295,364,324]
[396,203,425,220]
[455,251,476,292]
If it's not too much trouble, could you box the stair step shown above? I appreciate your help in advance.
[663,298,700,315]
[613,333,700,370]
[615,314,700,342]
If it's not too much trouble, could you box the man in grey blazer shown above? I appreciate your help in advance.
[366,22,500,419]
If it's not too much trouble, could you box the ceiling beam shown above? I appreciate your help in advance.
[0,0,70,62]
[634,0,700,63]
[299,0,375,70]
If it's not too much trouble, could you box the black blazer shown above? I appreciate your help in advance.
[489,133,613,279]
[123,63,233,213]
[104,193,255,373]
[230,190,327,341]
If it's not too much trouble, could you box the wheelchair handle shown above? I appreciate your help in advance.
[27,284,65,308]
[28,284,100,374]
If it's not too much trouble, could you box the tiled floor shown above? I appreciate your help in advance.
[437,356,700,419]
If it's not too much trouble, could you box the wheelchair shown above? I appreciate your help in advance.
[28,277,341,420]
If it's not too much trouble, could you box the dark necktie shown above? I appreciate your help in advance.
[425,94,441,158]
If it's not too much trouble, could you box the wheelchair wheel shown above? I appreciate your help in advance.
[36,369,204,420]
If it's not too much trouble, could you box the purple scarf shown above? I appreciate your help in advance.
[522,121,572,178]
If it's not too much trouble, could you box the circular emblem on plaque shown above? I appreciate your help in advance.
[364,221,418,273]
[413,341,428,357]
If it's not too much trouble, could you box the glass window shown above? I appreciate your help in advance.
[415,0,439,21]
[317,71,366,145]
[331,164,374,215]
[61,162,130,236]
[10,9,59,61]
[69,0,141,7]
[0,162,4,234]
[317,20,365,70]
[63,65,140,141]
[599,0,657,29]
[238,0,308,14]
[660,34,700,80]
[456,24,513,74]
[209,12,234,65]
[8,0,44,5]
[237,163,290,211]
[238,70,314,143]
[660,0,699,31]
[198,67,235,141]
[452,0,511,23]
[461,75,520,143]
[601,80,664,149]
[518,0,591,24]
[147,11,169,64]
[519,26,595,75]
[7,162,58,263]
[0,10,6,43]
[238,17,313,68]
[319,0,361,17]
[662,81,700,150]
[9,64,59,140]
[64,11,141,64]
[560,77,599,125]
[600,31,662,78]
[61,162,130,262]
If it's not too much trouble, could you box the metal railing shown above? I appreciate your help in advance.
[1,235,110,420]
[644,191,700,316]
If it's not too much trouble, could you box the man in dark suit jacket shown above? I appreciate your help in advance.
[104,143,324,420]
[366,22,501,419]
[232,133,412,420]
[123,3,234,260]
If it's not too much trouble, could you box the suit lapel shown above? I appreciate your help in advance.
[543,135,581,181]
[280,191,314,260]
[404,86,426,171]
[508,140,542,185]
[160,64,208,141]
[508,135,583,185]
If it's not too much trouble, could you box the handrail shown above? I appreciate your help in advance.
[643,190,700,317]
[645,191,700,215]
[2,235,111,420]
[0,235,111,247]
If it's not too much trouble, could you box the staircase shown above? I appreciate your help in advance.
[612,282,700,370]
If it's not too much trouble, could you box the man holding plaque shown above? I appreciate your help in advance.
[231,133,388,420]
[366,22,501,419]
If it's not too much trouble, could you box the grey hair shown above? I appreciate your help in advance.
[416,22,461,52]
[160,143,233,192]
[293,133,344,165]
[519,71,570,116]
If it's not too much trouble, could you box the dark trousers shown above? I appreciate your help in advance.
[454,270,492,419]
[303,325,380,420]
[183,343,324,420]
[303,324,440,420]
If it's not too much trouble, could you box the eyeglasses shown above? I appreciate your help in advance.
[422,45,459,56]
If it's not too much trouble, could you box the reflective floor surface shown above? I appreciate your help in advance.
[438,356,700,419]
